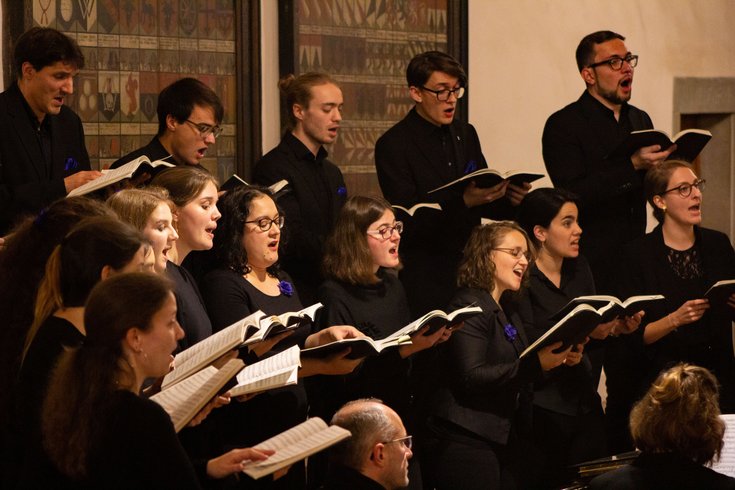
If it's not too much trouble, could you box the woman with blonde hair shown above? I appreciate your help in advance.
[107,187,178,273]
[591,363,735,489]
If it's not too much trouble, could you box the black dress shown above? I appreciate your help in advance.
[167,260,213,350]
[200,267,310,489]
[13,316,84,489]
[609,226,735,452]
[316,270,412,421]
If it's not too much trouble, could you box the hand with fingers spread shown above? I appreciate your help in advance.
[643,299,709,345]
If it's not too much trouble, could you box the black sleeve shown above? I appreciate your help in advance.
[446,293,541,397]
[542,111,643,207]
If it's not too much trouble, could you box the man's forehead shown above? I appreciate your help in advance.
[190,104,217,123]
[425,71,460,87]
[593,39,630,59]
[40,61,78,74]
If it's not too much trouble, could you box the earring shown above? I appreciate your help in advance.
[662,206,667,213]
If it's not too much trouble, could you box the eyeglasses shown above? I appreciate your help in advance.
[382,435,412,450]
[366,221,404,240]
[185,119,223,139]
[493,247,532,262]
[587,54,638,70]
[662,179,706,198]
[420,86,465,102]
[245,215,285,232]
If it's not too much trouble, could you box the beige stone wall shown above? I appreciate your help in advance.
[467,0,735,182]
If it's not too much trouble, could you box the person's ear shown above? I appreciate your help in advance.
[652,195,667,212]
[580,67,596,86]
[166,114,177,132]
[124,327,143,353]
[533,225,547,244]
[409,86,423,104]
[369,443,386,467]
[21,62,36,81]
[293,103,305,122]
[100,264,114,281]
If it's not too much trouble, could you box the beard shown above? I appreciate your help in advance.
[597,82,631,106]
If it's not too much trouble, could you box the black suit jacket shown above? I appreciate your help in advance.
[375,109,514,316]
[253,133,346,304]
[428,288,542,445]
[0,83,89,233]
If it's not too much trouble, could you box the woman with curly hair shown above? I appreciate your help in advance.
[424,221,572,490]
[591,363,735,489]
[200,185,361,489]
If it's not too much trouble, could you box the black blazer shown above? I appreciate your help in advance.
[428,288,542,445]
[0,83,90,233]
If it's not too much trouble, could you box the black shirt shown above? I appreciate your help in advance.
[542,90,654,290]
[166,261,212,350]
[254,133,347,305]
[518,257,601,416]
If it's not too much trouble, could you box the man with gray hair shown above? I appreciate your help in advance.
[324,398,413,489]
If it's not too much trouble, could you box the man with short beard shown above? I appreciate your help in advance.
[543,30,673,292]
[542,30,675,454]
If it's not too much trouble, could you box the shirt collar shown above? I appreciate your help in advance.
[13,82,50,131]
[283,132,328,163]
[407,106,447,137]
[580,89,630,121]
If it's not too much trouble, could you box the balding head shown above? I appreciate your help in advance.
[330,399,412,489]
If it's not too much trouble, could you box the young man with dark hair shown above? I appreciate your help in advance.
[111,77,224,172]
[543,30,674,292]
[0,27,99,233]
[375,50,529,317]
[326,399,413,490]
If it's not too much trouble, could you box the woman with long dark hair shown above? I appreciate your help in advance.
[41,273,271,488]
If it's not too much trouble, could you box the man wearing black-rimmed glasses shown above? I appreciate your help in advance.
[375,51,529,319]
[543,31,676,455]
[543,30,674,292]
[111,77,223,178]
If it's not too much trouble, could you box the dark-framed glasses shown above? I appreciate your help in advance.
[382,435,413,450]
[493,247,532,261]
[366,221,404,240]
[662,178,705,198]
[587,54,638,70]
[420,85,465,101]
[185,119,224,139]
[245,215,285,232]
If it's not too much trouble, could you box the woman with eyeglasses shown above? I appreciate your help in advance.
[316,196,450,488]
[515,188,640,485]
[200,185,362,489]
[422,221,571,490]
[609,160,735,450]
